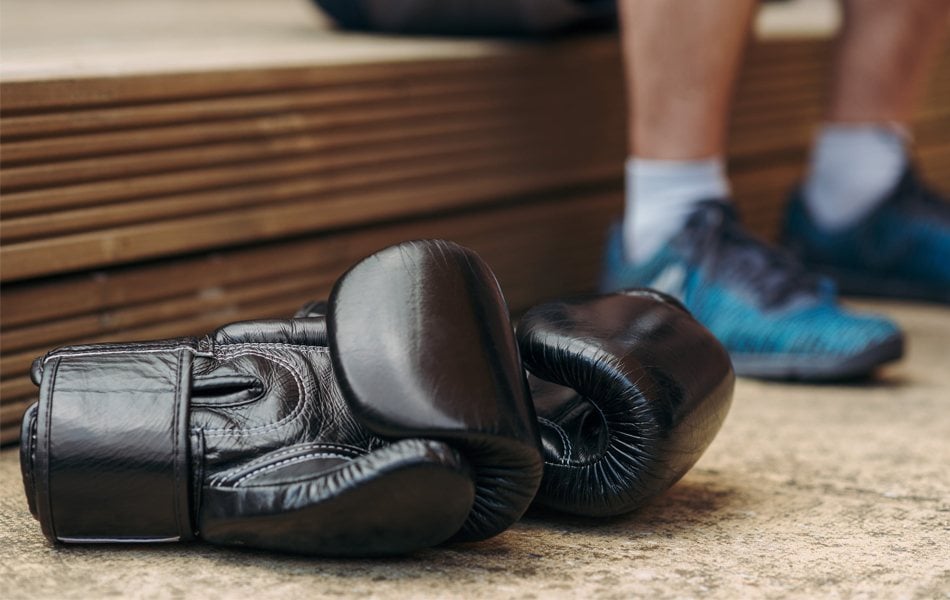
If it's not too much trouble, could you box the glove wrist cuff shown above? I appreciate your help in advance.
[26,347,195,543]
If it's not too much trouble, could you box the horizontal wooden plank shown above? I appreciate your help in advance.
[1,272,340,353]
[2,95,941,227]
[1,423,20,446]
[0,58,835,155]
[0,96,619,192]
[1,244,349,330]
[0,68,575,141]
[0,147,519,243]
[0,33,620,111]
[0,398,34,432]
[0,186,620,385]
[0,118,624,245]
[1,380,36,405]
[0,59,947,214]
[0,106,624,217]
[2,70,624,173]
[0,148,619,280]
[6,131,944,283]
[0,86,596,166]
[0,27,850,113]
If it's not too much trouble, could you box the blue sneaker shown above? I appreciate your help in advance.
[783,168,950,304]
[602,200,904,380]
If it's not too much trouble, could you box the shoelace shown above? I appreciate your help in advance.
[686,201,824,308]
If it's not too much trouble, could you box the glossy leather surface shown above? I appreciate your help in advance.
[518,289,734,516]
[22,319,473,556]
[328,240,543,542]
[27,346,193,543]
[20,240,542,555]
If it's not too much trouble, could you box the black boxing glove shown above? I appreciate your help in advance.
[20,240,542,555]
[325,240,542,541]
[516,289,734,517]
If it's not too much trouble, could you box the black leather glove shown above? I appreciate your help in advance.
[20,240,542,556]
[298,285,734,519]
[516,289,734,516]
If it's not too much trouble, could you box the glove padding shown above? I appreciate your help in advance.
[20,240,542,555]
[326,239,542,541]
[296,240,545,541]
[517,289,734,516]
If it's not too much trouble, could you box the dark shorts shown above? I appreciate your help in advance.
[313,0,617,36]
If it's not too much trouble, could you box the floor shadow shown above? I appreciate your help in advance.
[518,475,745,538]
[744,368,910,389]
[34,474,749,582]
[96,475,739,581]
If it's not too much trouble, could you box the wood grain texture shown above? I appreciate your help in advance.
[0,190,621,440]
[0,0,948,442]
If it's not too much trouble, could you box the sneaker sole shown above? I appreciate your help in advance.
[730,332,904,381]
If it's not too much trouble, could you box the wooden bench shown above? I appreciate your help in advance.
[1,0,948,443]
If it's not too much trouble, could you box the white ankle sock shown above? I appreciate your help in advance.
[802,124,909,231]
[623,157,731,264]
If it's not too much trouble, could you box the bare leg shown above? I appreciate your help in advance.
[828,0,950,124]
[618,0,758,159]
[803,0,950,230]
[615,0,757,264]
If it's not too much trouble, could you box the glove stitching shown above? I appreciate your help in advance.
[542,393,619,469]
[216,343,331,352]
[200,347,317,437]
[214,443,364,481]
[172,349,184,540]
[191,430,205,535]
[41,357,60,541]
[531,352,620,469]
[211,443,366,485]
[41,342,330,364]
[26,409,38,513]
[231,452,354,486]
[43,346,208,364]
[569,396,616,469]
[537,416,573,464]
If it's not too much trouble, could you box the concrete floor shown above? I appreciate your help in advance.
[2,300,948,599]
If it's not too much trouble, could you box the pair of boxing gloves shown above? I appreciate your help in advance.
[20,240,734,556]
